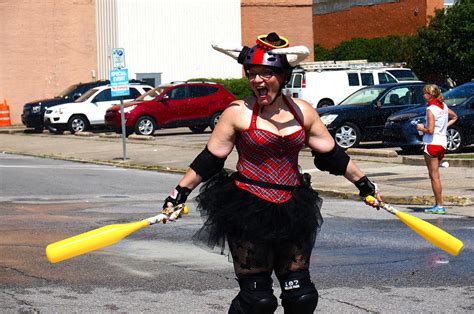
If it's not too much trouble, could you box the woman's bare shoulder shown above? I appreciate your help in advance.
[221,99,253,130]
[290,97,319,120]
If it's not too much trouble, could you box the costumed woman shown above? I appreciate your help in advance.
[162,32,382,313]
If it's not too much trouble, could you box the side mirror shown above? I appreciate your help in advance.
[161,94,169,102]
[375,100,382,109]
[73,93,82,100]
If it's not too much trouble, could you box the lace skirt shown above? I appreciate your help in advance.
[192,170,323,253]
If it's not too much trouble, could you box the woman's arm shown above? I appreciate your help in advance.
[301,101,365,183]
[417,110,435,135]
[175,102,242,190]
[297,100,381,204]
[163,102,242,210]
[447,108,458,127]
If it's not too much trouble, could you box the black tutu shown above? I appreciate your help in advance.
[192,170,323,254]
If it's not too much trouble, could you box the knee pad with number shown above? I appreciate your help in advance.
[279,270,318,314]
[228,272,278,314]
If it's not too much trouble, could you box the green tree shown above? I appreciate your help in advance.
[313,44,333,61]
[314,36,416,65]
[412,0,474,85]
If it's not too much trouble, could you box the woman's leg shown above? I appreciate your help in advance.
[227,239,278,314]
[273,239,318,314]
[424,153,443,207]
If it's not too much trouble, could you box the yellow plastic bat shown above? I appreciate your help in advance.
[366,196,463,256]
[46,205,188,263]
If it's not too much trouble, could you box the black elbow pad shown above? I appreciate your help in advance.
[312,144,350,176]
[190,146,227,181]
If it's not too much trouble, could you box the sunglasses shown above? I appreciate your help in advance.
[245,69,277,81]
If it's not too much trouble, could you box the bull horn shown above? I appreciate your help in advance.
[212,44,242,60]
[270,46,310,67]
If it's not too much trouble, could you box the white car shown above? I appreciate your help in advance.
[44,84,152,133]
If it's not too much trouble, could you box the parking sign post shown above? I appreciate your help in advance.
[110,53,129,161]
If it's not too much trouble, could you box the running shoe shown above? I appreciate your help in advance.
[424,204,446,214]
[439,160,450,168]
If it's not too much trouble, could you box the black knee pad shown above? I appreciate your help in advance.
[279,270,318,314]
[228,273,278,314]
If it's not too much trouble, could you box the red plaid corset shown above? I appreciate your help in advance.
[235,97,305,203]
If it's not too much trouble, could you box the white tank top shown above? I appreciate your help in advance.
[423,102,448,148]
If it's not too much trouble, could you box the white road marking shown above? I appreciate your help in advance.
[0,165,126,170]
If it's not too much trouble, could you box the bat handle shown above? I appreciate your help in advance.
[146,214,168,225]
[146,204,189,225]
[365,196,397,214]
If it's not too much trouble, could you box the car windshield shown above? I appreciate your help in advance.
[443,84,474,106]
[386,69,419,81]
[56,84,78,98]
[135,87,166,101]
[75,88,99,102]
[339,86,386,105]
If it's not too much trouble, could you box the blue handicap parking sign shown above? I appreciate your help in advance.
[110,69,130,97]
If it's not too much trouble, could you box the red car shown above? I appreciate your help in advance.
[105,81,236,135]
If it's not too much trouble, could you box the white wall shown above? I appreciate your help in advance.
[97,0,242,83]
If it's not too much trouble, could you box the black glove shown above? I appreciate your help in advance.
[163,185,192,210]
[354,176,378,198]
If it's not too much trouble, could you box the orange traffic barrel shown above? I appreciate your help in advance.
[0,99,11,127]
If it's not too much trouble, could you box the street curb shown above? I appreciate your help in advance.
[0,128,26,134]
[301,147,399,158]
[347,148,398,158]
[314,188,472,206]
[402,156,474,167]
[3,150,472,207]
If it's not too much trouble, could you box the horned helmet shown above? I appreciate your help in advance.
[212,32,309,76]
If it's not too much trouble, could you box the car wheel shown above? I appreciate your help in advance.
[68,115,89,134]
[446,126,463,153]
[134,116,156,136]
[189,126,207,133]
[334,123,361,149]
[210,112,222,130]
[317,99,334,108]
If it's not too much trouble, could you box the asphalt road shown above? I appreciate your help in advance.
[0,154,472,313]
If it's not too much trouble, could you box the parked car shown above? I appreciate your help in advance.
[104,81,236,136]
[44,83,152,134]
[283,61,420,108]
[317,82,428,149]
[383,83,474,153]
[21,80,111,131]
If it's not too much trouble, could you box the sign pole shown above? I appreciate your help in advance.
[110,48,129,161]
[120,97,127,160]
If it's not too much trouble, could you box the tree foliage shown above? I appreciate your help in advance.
[411,0,474,85]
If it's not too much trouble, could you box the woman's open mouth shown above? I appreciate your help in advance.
[256,87,268,101]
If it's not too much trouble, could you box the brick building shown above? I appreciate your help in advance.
[241,0,314,59]
[313,0,445,48]
[0,0,448,125]
[1,0,98,126]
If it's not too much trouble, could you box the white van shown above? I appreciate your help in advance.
[283,61,420,108]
